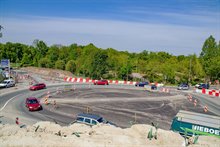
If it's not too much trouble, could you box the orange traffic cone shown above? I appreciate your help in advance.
[45,97,48,105]
[194,99,197,106]
[16,117,19,125]
[204,106,208,112]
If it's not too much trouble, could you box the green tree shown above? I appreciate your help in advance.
[65,60,76,73]
[90,50,109,79]
[118,64,132,80]
[55,60,65,70]
[46,46,59,63]
[38,58,52,68]
[200,35,219,81]
[20,53,31,66]
[36,40,48,56]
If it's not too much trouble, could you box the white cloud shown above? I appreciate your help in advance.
[1,16,219,55]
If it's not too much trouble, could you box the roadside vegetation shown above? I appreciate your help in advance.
[0,35,219,84]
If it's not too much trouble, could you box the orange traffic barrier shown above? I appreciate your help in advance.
[188,94,192,99]
[45,97,48,105]
[16,117,19,125]
[194,99,197,106]
[204,106,208,112]
[188,95,192,101]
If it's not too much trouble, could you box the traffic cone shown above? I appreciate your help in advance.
[188,94,192,99]
[194,99,197,106]
[16,117,19,125]
[204,106,208,112]
[45,97,48,105]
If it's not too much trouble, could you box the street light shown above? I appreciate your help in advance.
[0,25,3,38]
[188,58,192,84]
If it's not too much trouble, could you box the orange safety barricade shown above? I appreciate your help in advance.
[16,117,19,125]
[44,97,48,105]
[204,106,208,112]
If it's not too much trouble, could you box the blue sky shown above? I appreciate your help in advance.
[0,0,220,55]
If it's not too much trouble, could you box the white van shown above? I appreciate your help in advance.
[0,79,15,88]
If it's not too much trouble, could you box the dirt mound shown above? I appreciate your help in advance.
[0,122,219,147]
[21,67,73,79]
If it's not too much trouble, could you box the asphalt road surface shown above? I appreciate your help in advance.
[0,82,219,130]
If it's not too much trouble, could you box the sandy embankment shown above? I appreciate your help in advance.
[0,122,219,147]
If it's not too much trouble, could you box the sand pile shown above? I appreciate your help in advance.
[0,122,219,147]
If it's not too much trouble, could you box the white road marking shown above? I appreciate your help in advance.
[0,94,22,111]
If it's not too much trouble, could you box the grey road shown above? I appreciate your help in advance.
[0,83,219,130]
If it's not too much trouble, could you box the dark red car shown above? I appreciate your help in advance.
[94,80,109,85]
[25,97,42,111]
[29,83,46,91]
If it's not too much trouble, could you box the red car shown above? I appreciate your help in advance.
[29,83,46,90]
[25,97,42,111]
[94,80,109,85]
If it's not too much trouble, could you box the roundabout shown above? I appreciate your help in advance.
[0,83,216,130]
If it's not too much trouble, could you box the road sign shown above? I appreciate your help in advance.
[1,59,9,67]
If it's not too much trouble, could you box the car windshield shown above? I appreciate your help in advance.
[97,117,105,123]
[28,99,38,104]
[3,81,8,84]
[33,84,39,86]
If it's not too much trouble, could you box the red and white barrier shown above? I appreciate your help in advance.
[195,88,220,97]
[160,87,170,93]
[64,77,137,85]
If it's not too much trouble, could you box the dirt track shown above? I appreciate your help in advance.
[45,88,215,130]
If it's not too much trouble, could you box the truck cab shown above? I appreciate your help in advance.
[171,110,220,137]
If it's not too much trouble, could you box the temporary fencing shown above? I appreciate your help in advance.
[160,87,170,93]
[195,88,220,97]
[64,77,137,85]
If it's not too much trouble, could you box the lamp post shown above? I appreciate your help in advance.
[0,25,3,38]
[188,58,192,84]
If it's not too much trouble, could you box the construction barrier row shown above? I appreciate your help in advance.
[195,88,220,97]
[160,87,170,93]
[64,77,137,85]
[64,76,165,87]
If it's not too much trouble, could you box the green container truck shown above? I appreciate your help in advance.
[171,110,220,138]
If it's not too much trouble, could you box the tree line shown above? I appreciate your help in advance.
[0,36,219,84]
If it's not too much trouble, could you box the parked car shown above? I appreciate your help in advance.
[25,97,42,111]
[177,83,189,90]
[0,79,15,88]
[73,113,116,126]
[195,83,202,88]
[94,80,109,85]
[151,84,157,90]
[29,83,46,90]
[198,83,209,89]
[135,82,149,87]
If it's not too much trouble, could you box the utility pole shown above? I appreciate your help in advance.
[126,59,128,81]
[0,25,3,38]
[188,58,192,84]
